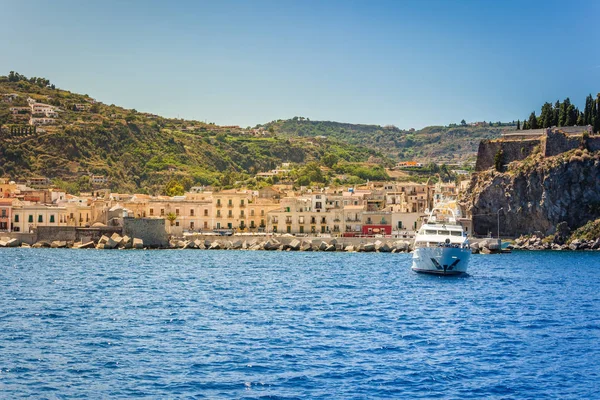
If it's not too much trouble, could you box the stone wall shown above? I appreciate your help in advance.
[542,130,582,157]
[36,226,77,242]
[475,139,541,171]
[123,217,168,248]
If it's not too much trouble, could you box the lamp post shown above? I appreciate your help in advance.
[497,207,503,239]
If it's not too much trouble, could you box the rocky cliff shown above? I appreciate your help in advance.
[462,148,600,237]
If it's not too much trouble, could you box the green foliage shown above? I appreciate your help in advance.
[166,212,177,226]
[494,149,504,172]
[568,218,600,243]
[164,179,185,196]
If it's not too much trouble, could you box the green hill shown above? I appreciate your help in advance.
[263,118,513,163]
[0,73,389,194]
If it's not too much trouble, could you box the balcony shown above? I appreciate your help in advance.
[239,203,246,208]
[215,203,222,208]
[285,219,292,225]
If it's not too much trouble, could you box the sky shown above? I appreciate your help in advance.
[1,0,599,129]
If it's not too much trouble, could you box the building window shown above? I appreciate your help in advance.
[251,210,255,216]
[204,209,208,216]
[228,199,232,206]
[190,222,194,230]
[261,210,264,216]
[38,215,43,223]
[287,226,291,233]
[204,221,208,229]
[299,226,304,233]
[217,200,221,206]
[160,209,165,216]
[0,210,5,217]
[14,214,19,223]
[273,226,277,233]
[240,210,244,217]
[149,208,154,216]
[228,210,233,217]
[175,208,180,216]
[217,210,221,217]
[250,221,255,228]
[50,215,55,223]
[190,209,194,216]
[240,200,244,206]
[175,221,180,227]
[29,215,33,223]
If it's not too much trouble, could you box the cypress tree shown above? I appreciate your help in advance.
[595,94,600,133]
[565,104,576,126]
[553,100,560,127]
[516,119,521,130]
[523,120,530,130]
[584,94,593,125]
[528,112,538,129]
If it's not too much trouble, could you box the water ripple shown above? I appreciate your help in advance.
[0,249,599,398]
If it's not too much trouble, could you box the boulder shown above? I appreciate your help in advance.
[231,240,243,250]
[591,238,600,250]
[209,241,222,250]
[480,247,492,254]
[32,241,51,248]
[132,238,144,249]
[344,245,355,252]
[300,241,312,251]
[5,238,20,248]
[51,241,67,248]
[363,243,376,252]
[289,239,301,251]
[98,235,110,245]
[324,244,336,252]
[378,242,392,253]
[263,240,279,250]
[182,240,196,249]
[374,240,384,251]
[319,241,329,251]
[194,239,205,249]
[120,235,132,249]
[242,241,248,250]
[20,243,31,248]
[110,233,123,245]
[0,240,6,247]
[95,243,106,250]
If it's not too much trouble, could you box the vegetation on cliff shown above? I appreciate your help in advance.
[569,218,600,243]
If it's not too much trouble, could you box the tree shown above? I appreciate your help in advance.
[164,179,185,196]
[595,94,600,133]
[460,119,467,126]
[516,119,520,130]
[166,212,177,226]
[565,104,576,126]
[321,153,339,168]
[528,112,538,129]
[494,149,504,172]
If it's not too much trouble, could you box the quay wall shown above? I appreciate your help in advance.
[123,217,168,248]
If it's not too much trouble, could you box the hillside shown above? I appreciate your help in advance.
[263,118,514,163]
[0,73,389,194]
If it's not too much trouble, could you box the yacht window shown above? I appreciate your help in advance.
[425,230,437,235]
[438,230,450,235]
[451,231,462,236]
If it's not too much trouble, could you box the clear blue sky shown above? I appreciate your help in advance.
[1,0,599,129]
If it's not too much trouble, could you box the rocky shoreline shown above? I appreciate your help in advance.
[2,233,600,252]
[0,233,414,253]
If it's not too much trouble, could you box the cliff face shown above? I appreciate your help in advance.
[462,150,600,237]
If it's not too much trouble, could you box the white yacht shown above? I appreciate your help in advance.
[411,205,470,275]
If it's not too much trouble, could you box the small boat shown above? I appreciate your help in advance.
[411,205,470,275]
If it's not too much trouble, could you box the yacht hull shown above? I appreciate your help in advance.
[411,246,470,275]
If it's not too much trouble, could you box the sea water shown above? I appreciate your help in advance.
[1,249,599,398]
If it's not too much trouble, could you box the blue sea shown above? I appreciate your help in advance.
[1,249,599,399]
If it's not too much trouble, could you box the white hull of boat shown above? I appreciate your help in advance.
[411,246,470,275]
